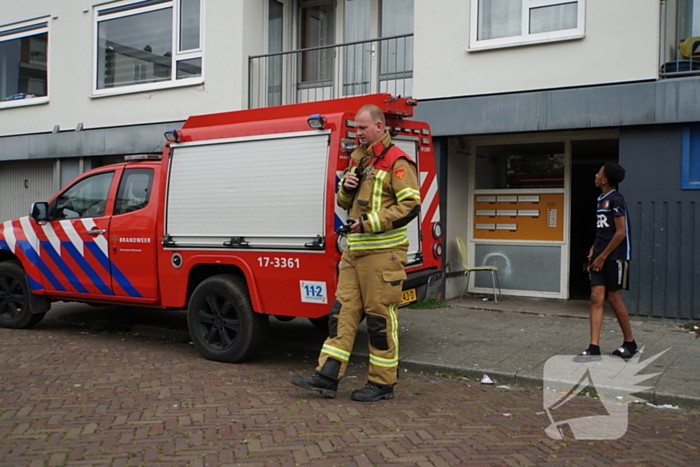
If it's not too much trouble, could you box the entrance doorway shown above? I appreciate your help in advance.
[569,139,619,299]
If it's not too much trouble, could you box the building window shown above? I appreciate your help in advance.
[475,142,565,189]
[268,0,284,106]
[380,0,414,81]
[95,0,202,95]
[682,124,700,189]
[298,0,335,85]
[469,0,585,51]
[0,19,49,109]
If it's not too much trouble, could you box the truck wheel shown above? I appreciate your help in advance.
[0,261,46,329]
[274,315,295,322]
[308,316,329,335]
[187,275,268,363]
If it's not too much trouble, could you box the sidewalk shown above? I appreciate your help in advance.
[45,296,700,407]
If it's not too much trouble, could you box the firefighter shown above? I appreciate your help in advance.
[292,104,421,401]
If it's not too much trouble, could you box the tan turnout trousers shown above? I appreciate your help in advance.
[316,248,407,386]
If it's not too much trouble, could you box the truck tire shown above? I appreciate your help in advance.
[0,261,46,329]
[187,275,268,363]
[308,316,329,335]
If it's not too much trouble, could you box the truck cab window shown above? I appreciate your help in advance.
[114,169,154,215]
[54,172,114,219]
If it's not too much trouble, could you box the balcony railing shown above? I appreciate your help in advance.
[660,0,700,78]
[249,34,413,109]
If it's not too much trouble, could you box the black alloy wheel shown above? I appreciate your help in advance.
[200,294,239,350]
[0,261,46,329]
[187,275,267,363]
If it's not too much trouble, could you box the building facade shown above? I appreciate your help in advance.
[1,0,698,318]
[411,0,700,320]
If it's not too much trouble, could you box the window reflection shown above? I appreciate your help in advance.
[97,9,173,89]
[96,1,202,91]
[54,172,114,219]
[115,169,154,215]
[0,32,48,101]
[179,0,201,51]
[299,1,335,84]
[475,143,565,189]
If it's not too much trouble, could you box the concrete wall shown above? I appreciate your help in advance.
[620,125,700,320]
[443,136,471,299]
[413,0,660,100]
[0,0,264,138]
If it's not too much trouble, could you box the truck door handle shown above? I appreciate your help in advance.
[87,229,106,235]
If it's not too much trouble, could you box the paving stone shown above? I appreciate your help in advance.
[1,304,698,466]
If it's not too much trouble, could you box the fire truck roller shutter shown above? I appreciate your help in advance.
[166,131,331,249]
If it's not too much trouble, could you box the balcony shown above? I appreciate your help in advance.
[248,34,413,109]
[660,0,700,78]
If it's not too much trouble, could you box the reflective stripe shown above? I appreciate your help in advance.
[82,219,108,256]
[349,226,407,242]
[338,191,353,203]
[389,304,398,359]
[372,170,388,212]
[347,226,408,250]
[322,344,350,362]
[3,220,16,253]
[368,212,381,232]
[396,187,421,202]
[17,240,65,291]
[369,353,398,367]
[60,220,84,256]
[338,178,354,203]
[41,223,62,257]
[20,217,39,253]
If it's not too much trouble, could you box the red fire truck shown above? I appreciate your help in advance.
[0,94,443,362]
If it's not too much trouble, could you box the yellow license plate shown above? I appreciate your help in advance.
[399,288,417,305]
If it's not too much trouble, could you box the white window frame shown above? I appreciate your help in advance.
[0,17,50,110]
[468,0,585,52]
[93,0,204,97]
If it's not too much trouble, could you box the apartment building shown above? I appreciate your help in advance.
[1,0,698,319]
[411,0,699,320]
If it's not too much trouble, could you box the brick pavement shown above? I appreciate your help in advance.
[1,322,699,466]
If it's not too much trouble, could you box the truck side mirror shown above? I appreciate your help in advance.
[30,202,49,222]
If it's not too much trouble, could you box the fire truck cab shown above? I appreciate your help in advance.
[0,94,443,362]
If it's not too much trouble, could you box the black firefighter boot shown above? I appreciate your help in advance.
[291,372,338,398]
[351,381,394,402]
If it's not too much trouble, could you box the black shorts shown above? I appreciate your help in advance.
[590,259,629,291]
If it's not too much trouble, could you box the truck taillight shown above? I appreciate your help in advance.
[336,234,348,254]
[341,139,358,153]
[432,242,443,259]
[432,222,442,239]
